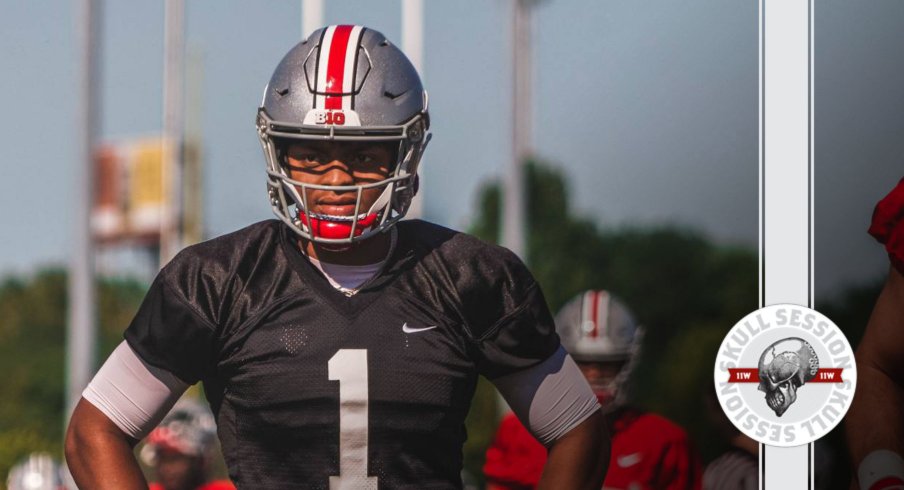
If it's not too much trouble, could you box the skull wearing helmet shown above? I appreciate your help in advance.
[757,337,819,417]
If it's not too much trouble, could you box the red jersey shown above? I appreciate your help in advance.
[869,177,904,274]
[149,481,235,490]
[484,407,702,490]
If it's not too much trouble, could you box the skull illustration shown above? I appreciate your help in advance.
[757,337,819,417]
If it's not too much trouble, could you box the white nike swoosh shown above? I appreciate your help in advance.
[402,323,438,334]
[617,453,642,468]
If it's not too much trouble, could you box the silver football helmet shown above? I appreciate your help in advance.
[6,453,68,490]
[257,25,431,244]
[555,290,644,406]
[140,399,218,465]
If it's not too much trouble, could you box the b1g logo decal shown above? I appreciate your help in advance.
[713,304,856,447]
[303,109,362,127]
[315,110,346,125]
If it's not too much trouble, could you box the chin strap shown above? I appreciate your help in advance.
[295,179,396,241]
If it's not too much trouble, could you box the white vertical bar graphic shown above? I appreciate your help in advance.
[761,0,812,488]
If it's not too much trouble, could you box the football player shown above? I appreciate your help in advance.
[845,178,904,490]
[484,290,702,490]
[64,25,608,489]
[140,400,234,490]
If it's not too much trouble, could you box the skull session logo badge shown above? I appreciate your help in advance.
[714,304,857,447]
[757,338,819,417]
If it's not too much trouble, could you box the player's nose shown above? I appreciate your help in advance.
[320,160,355,187]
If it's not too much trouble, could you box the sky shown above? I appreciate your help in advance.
[0,1,899,297]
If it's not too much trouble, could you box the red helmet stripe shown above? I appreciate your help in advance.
[315,25,364,111]
[324,25,353,109]
[590,290,600,338]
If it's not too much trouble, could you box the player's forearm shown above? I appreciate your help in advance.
[845,269,904,488]
[538,410,609,490]
[65,398,148,490]
[845,358,904,466]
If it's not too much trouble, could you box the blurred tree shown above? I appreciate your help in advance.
[816,277,884,347]
[0,429,56,489]
[0,269,146,485]
[464,160,759,480]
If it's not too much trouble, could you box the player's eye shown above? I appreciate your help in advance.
[288,152,325,168]
[349,153,376,165]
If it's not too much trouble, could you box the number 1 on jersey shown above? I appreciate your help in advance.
[328,349,378,489]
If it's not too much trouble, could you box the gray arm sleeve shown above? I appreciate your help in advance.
[82,341,189,439]
[490,345,601,446]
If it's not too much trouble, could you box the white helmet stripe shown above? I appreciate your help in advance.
[581,290,595,338]
[314,25,336,109]
[598,291,611,338]
[590,290,600,338]
[342,25,364,110]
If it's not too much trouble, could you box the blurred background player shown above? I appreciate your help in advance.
[846,177,904,490]
[484,290,702,490]
[139,400,233,490]
[6,453,70,490]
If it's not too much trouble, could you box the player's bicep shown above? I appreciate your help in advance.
[82,341,189,440]
[858,267,904,384]
[490,345,601,447]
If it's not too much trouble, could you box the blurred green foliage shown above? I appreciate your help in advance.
[465,160,881,489]
[465,160,760,482]
[0,269,146,488]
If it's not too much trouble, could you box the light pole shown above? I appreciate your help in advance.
[302,0,324,39]
[402,0,425,219]
[502,0,535,259]
[67,0,102,422]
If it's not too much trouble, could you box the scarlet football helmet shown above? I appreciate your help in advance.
[140,399,218,464]
[256,25,430,244]
[555,290,644,406]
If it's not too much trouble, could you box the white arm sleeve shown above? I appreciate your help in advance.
[82,341,189,440]
[490,345,601,446]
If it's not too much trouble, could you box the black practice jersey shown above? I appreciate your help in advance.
[125,220,559,489]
